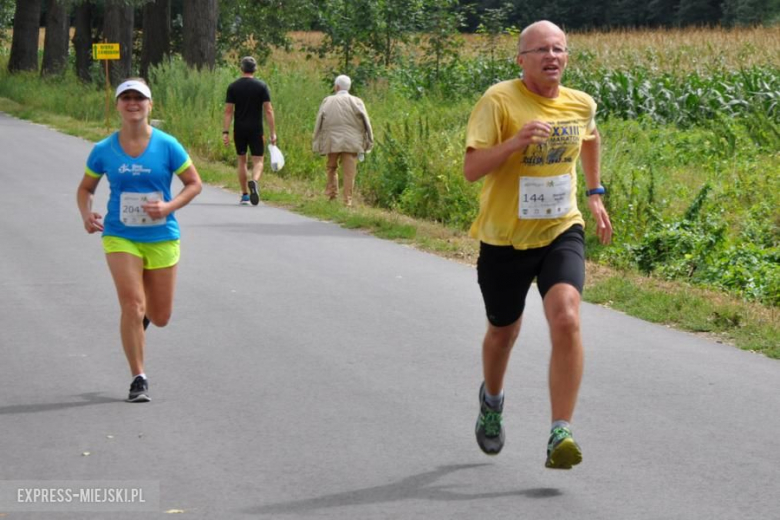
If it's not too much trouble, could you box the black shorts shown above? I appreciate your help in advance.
[234,128,264,157]
[476,225,585,327]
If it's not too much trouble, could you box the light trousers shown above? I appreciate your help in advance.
[325,152,358,206]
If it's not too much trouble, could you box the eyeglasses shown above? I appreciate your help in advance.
[520,46,569,56]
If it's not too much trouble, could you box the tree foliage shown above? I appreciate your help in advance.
[315,0,376,74]
[457,0,780,28]
[369,0,425,66]
[0,0,14,47]
[217,0,311,65]
[420,0,467,80]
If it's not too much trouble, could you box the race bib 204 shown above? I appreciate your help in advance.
[120,191,165,227]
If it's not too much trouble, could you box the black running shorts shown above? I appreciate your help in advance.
[476,224,585,327]
[234,128,264,157]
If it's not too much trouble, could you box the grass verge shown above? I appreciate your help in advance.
[2,98,776,360]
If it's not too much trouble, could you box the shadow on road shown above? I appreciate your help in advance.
[247,463,562,515]
[0,392,124,415]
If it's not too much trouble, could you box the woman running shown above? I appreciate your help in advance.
[77,78,202,402]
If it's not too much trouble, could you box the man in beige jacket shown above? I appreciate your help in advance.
[312,75,374,207]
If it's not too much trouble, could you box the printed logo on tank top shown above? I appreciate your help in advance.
[119,163,152,176]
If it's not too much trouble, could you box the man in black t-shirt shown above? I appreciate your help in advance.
[222,56,277,206]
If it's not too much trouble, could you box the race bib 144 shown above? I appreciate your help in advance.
[519,174,573,219]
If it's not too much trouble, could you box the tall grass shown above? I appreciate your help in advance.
[0,68,105,121]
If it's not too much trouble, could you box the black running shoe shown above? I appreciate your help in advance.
[545,426,582,469]
[126,376,150,403]
[475,382,505,455]
[248,180,260,206]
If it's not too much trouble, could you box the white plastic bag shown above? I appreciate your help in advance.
[268,144,285,172]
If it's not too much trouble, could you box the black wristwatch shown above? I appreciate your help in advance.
[585,186,606,196]
[222,130,229,134]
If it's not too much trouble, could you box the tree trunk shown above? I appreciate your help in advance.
[140,0,171,79]
[41,0,70,76]
[72,1,93,82]
[182,0,217,70]
[103,0,134,85]
[8,0,42,73]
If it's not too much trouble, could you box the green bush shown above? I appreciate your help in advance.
[361,123,416,208]
[700,244,780,305]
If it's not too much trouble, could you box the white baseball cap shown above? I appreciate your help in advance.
[115,80,152,100]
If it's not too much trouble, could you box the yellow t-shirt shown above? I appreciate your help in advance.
[466,78,597,250]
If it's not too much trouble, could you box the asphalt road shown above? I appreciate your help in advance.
[1,112,778,519]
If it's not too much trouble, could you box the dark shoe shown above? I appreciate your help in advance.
[126,376,150,403]
[475,382,505,455]
[248,180,260,205]
[545,426,582,469]
[143,315,150,330]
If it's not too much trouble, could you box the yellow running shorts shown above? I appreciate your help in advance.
[102,236,180,270]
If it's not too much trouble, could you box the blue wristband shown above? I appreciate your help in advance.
[586,186,606,196]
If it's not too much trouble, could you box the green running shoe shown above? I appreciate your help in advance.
[475,382,505,455]
[545,426,582,469]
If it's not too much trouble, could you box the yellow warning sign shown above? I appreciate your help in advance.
[92,43,120,60]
